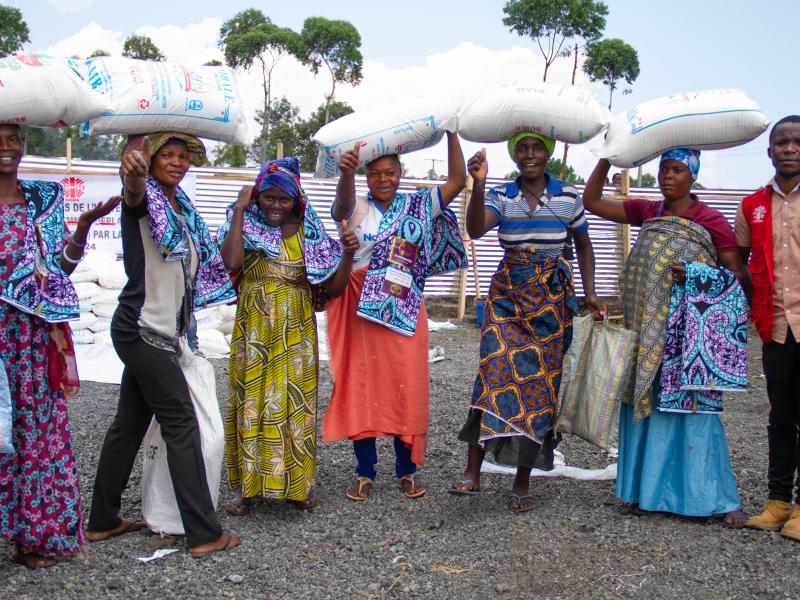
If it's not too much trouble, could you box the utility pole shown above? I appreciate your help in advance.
[427,158,444,180]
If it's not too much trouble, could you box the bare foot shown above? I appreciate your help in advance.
[722,510,748,528]
[224,493,251,517]
[188,530,241,558]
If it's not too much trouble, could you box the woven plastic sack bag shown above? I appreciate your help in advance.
[556,314,637,449]
[0,359,12,453]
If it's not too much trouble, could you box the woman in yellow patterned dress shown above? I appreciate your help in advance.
[218,158,357,514]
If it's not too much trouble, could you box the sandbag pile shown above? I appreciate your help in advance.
[0,53,111,127]
[598,88,770,168]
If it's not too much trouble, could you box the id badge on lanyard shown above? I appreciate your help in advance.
[382,236,419,299]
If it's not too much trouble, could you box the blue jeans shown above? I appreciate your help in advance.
[353,437,416,480]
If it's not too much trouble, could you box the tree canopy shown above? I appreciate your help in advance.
[505,158,585,184]
[299,17,363,123]
[502,0,607,81]
[88,49,111,58]
[122,34,165,61]
[0,4,30,56]
[219,9,302,161]
[582,38,640,109]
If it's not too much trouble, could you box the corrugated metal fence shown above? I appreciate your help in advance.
[20,156,751,299]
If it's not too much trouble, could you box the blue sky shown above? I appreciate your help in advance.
[10,0,798,188]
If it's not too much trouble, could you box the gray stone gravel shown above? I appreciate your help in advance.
[2,307,798,599]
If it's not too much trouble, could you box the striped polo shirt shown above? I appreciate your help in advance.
[485,175,589,258]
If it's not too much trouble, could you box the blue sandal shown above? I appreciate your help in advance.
[448,479,480,496]
[509,493,535,513]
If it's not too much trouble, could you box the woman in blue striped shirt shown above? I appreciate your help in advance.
[449,132,605,512]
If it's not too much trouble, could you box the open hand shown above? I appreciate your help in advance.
[78,195,122,227]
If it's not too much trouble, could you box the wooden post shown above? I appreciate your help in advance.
[276,142,284,159]
[620,168,631,259]
[66,137,72,173]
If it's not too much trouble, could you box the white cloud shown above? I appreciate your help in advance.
[41,22,123,58]
[46,0,94,13]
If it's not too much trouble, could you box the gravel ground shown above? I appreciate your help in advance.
[2,304,799,599]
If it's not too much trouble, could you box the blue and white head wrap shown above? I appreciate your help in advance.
[660,148,701,181]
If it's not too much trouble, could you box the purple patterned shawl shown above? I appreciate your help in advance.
[216,200,343,285]
[144,176,234,308]
[0,181,79,323]
[357,188,467,336]
[658,261,748,413]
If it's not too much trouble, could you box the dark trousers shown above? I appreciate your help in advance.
[353,437,416,480]
[88,335,221,547]
[762,328,800,503]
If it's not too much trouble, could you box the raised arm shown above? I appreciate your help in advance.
[324,219,359,298]
[465,148,499,240]
[438,131,467,207]
[220,186,253,272]
[121,136,150,209]
[60,195,122,274]
[332,143,360,221]
[582,159,629,224]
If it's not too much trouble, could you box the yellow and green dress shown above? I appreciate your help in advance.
[225,230,318,502]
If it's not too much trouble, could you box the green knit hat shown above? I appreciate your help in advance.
[507,131,556,160]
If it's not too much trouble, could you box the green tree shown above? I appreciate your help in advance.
[219,9,302,161]
[583,38,640,109]
[640,173,656,187]
[502,0,607,82]
[23,127,121,161]
[294,100,354,172]
[504,158,584,184]
[0,4,30,56]
[122,34,165,61]
[203,59,223,66]
[212,143,249,168]
[89,49,111,58]
[299,17,363,123]
[249,96,303,164]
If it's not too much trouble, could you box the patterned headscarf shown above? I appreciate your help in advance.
[254,157,306,212]
[507,131,556,160]
[120,132,207,167]
[660,148,701,181]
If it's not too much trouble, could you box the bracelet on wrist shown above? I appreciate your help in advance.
[61,246,83,265]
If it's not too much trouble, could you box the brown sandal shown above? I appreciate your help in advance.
[399,474,426,499]
[86,518,147,542]
[346,477,374,501]
[224,497,251,517]
[189,530,241,558]
[289,494,318,510]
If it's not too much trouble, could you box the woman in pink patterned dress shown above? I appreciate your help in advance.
[0,124,119,569]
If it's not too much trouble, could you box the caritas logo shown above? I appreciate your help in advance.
[60,177,85,201]
[753,205,767,224]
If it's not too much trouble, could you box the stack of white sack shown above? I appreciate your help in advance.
[195,305,236,358]
[68,251,126,345]
[598,88,770,168]
[457,83,611,144]
[313,96,459,178]
[0,53,111,127]
[81,56,250,144]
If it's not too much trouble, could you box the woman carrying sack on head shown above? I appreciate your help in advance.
[87,132,241,557]
[582,152,750,527]
[449,132,606,513]
[323,131,468,501]
[0,124,119,569]
[219,157,358,515]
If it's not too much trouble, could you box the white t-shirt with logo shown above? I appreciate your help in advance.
[336,188,444,271]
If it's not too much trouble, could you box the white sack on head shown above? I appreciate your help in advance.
[457,83,611,144]
[598,89,770,168]
[0,54,111,127]
[313,97,458,178]
[83,57,249,144]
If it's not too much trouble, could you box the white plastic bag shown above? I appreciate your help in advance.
[457,83,610,144]
[197,328,229,358]
[83,57,249,144]
[141,342,224,536]
[0,53,111,127]
[69,312,98,332]
[313,96,458,178]
[598,89,770,168]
